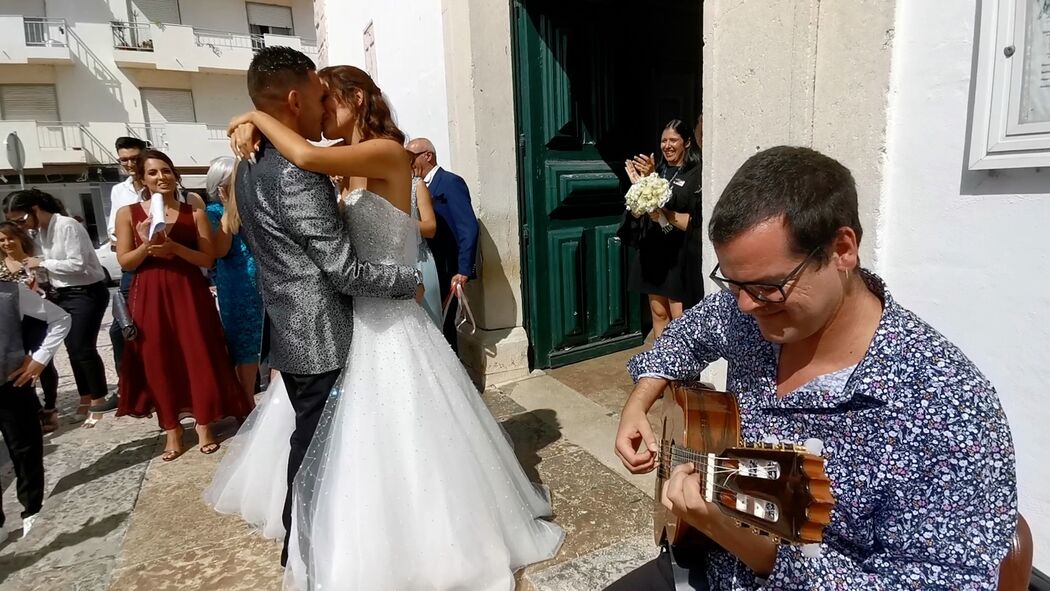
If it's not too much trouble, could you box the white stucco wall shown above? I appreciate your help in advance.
[315,0,451,168]
[883,0,1050,571]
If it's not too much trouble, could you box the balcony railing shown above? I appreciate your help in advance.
[23,17,68,47]
[206,125,228,141]
[193,28,261,52]
[111,21,153,51]
[126,123,167,148]
[36,122,83,151]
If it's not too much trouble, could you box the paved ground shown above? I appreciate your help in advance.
[0,310,663,590]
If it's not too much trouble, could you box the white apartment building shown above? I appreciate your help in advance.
[0,0,315,244]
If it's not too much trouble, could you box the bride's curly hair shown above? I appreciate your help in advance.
[318,66,405,144]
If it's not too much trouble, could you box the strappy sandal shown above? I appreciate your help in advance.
[81,395,118,429]
[161,448,184,462]
[199,442,220,455]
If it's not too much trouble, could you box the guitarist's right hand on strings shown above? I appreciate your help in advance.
[614,377,665,474]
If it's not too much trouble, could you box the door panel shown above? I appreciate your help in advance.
[514,0,701,368]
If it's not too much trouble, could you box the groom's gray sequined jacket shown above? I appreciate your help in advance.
[235,139,417,375]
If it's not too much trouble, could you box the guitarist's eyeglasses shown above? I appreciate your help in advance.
[709,247,822,304]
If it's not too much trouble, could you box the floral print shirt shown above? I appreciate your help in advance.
[628,270,1017,590]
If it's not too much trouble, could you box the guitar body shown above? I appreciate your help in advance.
[654,386,740,546]
[654,384,834,548]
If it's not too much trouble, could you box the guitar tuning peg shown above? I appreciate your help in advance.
[770,536,780,544]
[751,528,762,535]
[735,520,745,528]
[803,438,824,456]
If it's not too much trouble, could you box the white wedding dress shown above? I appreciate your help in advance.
[204,376,293,540]
[205,188,563,591]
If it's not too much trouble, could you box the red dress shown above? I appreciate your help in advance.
[117,203,250,430]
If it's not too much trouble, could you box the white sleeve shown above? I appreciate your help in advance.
[107,185,121,241]
[41,221,88,274]
[18,284,71,365]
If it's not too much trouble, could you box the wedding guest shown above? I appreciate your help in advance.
[4,189,114,427]
[107,136,148,374]
[114,150,251,461]
[655,114,705,310]
[618,119,702,338]
[204,156,264,403]
[0,279,70,536]
[407,149,441,327]
[406,137,479,351]
[0,222,60,433]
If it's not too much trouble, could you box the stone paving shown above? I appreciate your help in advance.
[0,310,662,590]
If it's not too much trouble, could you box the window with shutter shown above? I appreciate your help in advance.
[0,85,60,121]
[128,0,181,24]
[247,3,294,35]
[141,89,195,124]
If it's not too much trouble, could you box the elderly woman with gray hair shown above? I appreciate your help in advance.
[205,156,264,402]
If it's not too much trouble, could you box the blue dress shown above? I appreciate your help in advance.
[206,202,264,365]
[412,179,442,328]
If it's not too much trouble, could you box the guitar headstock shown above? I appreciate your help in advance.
[714,442,835,544]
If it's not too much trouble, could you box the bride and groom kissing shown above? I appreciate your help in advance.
[203,47,563,590]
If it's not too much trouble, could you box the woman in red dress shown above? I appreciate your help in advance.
[115,149,251,461]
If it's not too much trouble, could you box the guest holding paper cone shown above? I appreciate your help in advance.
[114,149,250,461]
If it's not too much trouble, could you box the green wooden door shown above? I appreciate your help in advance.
[513,0,701,368]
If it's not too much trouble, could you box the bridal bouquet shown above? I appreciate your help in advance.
[624,173,672,229]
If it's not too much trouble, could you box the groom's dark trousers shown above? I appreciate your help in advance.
[280,369,342,566]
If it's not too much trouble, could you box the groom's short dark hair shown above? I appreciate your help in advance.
[247,46,316,109]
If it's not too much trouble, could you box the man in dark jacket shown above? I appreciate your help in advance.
[407,138,480,351]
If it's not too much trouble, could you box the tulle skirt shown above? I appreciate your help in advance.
[202,376,293,540]
[205,297,563,590]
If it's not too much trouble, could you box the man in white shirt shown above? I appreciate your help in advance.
[0,280,71,535]
[107,137,148,246]
[106,137,147,373]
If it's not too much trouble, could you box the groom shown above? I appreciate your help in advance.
[234,47,420,565]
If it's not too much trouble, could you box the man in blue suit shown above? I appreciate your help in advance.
[408,138,480,352]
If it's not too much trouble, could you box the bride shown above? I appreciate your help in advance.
[204,65,563,591]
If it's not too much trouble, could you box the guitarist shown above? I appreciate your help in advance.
[609,146,1016,590]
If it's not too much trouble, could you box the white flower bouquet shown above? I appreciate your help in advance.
[624,173,672,229]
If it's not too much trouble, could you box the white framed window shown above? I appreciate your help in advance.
[970,0,1050,169]
[363,21,378,82]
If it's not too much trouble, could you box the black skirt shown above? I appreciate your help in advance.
[620,165,703,305]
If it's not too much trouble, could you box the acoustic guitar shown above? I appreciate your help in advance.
[654,384,836,547]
